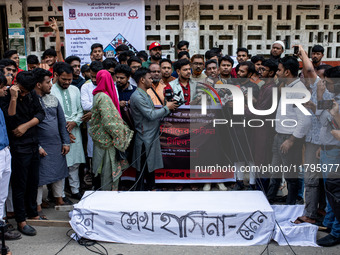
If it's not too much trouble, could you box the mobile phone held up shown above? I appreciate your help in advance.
[293,46,299,55]
[317,100,333,110]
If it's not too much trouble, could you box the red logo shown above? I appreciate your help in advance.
[128,9,139,19]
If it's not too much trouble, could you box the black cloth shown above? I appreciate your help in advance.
[11,147,40,223]
[326,173,340,222]
[0,90,45,152]
[72,76,86,90]
[266,134,303,205]
[118,84,136,102]
[221,80,259,164]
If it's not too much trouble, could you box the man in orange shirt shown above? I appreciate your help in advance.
[147,63,166,105]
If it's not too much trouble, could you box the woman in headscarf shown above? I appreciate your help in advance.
[90,70,134,190]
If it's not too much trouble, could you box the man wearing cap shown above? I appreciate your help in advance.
[142,42,162,69]
[270,41,285,63]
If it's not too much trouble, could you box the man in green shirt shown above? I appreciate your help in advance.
[142,42,162,69]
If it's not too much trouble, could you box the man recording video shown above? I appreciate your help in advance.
[130,68,178,191]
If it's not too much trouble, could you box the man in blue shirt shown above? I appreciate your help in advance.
[0,72,21,242]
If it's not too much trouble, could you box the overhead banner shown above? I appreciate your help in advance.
[63,0,145,63]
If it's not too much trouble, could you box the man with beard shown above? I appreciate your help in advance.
[90,43,104,62]
[201,59,228,192]
[131,68,178,191]
[311,45,325,69]
[51,63,85,201]
[65,56,85,90]
[236,62,260,100]
[190,54,206,83]
[33,68,70,208]
[81,61,104,160]
[115,64,136,108]
[228,62,259,190]
[142,42,162,68]
[205,60,219,79]
[203,59,220,91]
[168,59,197,105]
[147,63,166,105]
[217,55,234,83]
[270,41,285,64]
[266,56,311,205]
[245,59,278,190]
[128,56,142,87]
[160,58,176,85]
[315,66,340,246]
[81,64,91,81]
[231,47,249,78]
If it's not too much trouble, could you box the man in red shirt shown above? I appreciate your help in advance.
[3,50,23,73]
[231,47,249,78]
[167,59,196,105]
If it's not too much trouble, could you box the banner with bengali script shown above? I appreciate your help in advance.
[63,0,145,64]
[122,106,235,183]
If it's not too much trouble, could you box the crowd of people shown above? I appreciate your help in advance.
[0,18,340,250]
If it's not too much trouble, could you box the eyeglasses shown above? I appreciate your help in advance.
[192,62,204,66]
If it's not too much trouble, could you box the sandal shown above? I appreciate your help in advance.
[32,211,48,220]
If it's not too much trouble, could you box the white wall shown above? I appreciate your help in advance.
[1,0,339,60]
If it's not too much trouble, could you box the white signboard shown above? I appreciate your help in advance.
[63,0,145,63]
[70,191,276,246]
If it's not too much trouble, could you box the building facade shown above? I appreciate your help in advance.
[0,0,339,63]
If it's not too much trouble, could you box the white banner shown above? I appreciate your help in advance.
[63,0,145,64]
[70,191,276,246]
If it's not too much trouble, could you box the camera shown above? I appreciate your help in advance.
[164,89,186,106]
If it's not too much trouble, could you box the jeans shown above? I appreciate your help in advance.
[321,148,340,238]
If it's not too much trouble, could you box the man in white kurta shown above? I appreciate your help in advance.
[81,79,96,158]
[51,63,85,199]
